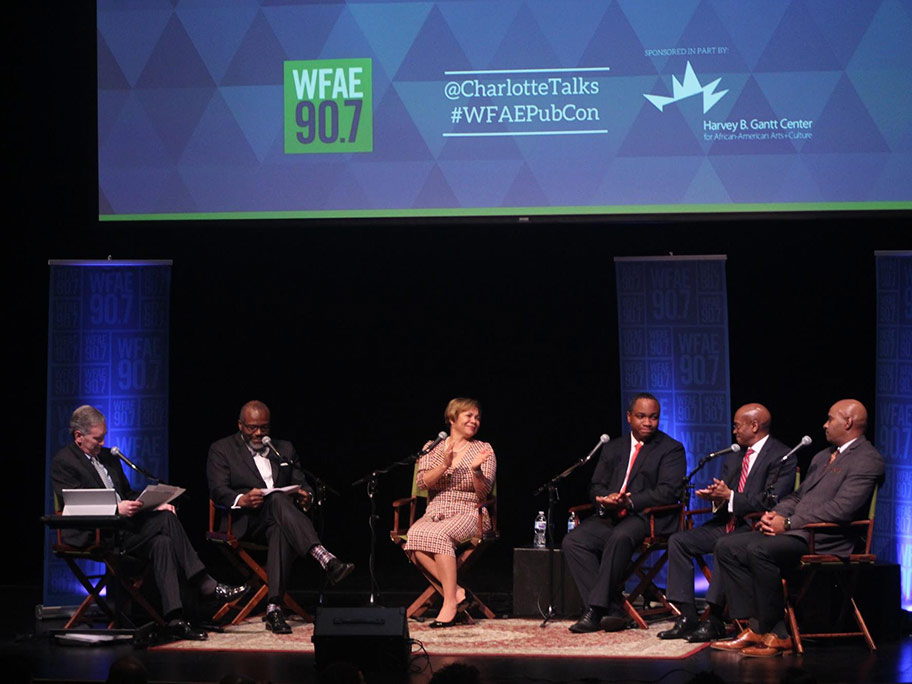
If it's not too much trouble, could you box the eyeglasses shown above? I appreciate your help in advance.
[240,422,270,433]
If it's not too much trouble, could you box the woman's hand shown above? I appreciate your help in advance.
[471,447,493,472]
[442,441,456,469]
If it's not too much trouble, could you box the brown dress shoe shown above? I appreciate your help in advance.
[741,633,793,657]
[710,627,764,651]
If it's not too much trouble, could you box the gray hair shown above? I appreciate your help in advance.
[70,405,106,436]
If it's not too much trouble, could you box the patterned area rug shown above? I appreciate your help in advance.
[154,616,707,659]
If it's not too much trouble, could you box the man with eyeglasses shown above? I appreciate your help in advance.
[207,400,354,634]
[52,405,248,641]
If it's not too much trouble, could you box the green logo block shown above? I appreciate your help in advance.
[284,58,372,154]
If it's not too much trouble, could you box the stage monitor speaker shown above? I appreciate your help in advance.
[311,606,410,673]
[512,547,583,618]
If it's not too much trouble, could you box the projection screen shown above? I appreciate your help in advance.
[97,0,911,221]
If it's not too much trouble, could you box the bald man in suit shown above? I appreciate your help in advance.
[658,403,796,643]
[710,399,884,657]
[207,400,354,634]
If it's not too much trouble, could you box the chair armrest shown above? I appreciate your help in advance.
[391,496,419,536]
[801,519,873,555]
[208,500,235,538]
[568,503,594,516]
[474,496,497,540]
[641,503,684,537]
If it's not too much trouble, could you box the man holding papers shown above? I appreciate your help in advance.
[207,400,354,634]
[51,405,248,641]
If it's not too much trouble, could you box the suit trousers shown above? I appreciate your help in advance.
[243,492,321,600]
[666,522,751,608]
[714,531,808,633]
[121,510,206,617]
[561,513,648,611]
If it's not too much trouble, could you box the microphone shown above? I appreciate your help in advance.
[580,434,610,465]
[110,446,139,472]
[262,436,287,462]
[707,443,741,459]
[110,446,161,483]
[420,431,448,455]
[779,435,812,462]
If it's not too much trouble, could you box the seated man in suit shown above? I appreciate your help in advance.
[207,400,354,634]
[562,393,686,632]
[710,399,885,657]
[51,405,248,641]
[658,403,796,642]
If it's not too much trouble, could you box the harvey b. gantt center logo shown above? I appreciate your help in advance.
[644,61,728,115]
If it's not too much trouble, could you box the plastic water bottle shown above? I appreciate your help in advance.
[533,511,547,548]
[567,511,579,533]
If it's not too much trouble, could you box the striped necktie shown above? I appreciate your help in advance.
[725,447,754,533]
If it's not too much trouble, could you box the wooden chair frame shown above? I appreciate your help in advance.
[49,519,165,630]
[206,500,312,625]
[389,474,499,623]
[781,488,878,654]
[568,502,684,629]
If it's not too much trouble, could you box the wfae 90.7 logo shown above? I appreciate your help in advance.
[284,59,373,154]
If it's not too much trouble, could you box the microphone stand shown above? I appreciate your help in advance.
[531,438,605,628]
[762,440,808,510]
[304,470,340,607]
[115,451,162,484]
[680,451,724,513]
[351,445,430,606]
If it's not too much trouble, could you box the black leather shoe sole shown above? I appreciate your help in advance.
[214,583,250,602]
[569,618,601,633]
[327,560,355,586]
[600,615,633,632]
[168,621,208,641]
[263,612,292,634]
[687,621,726,642]
[657,619,698,640]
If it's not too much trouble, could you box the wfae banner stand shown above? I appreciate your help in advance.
[615,256,731,594]
[873,251,912,611]
[43,260,172,609]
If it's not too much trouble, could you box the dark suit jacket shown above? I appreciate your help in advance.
[710,436,795,526]
[589,430,686,536]
[51,442,139,547]
[775,436,885,556]
[207,433,313,539]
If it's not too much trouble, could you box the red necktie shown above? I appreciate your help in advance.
[617,442,642,518]
[725,447,754,533]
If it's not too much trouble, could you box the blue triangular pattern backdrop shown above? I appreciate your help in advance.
[97,0,911,215]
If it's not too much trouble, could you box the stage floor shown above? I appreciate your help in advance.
[3,586,910,683]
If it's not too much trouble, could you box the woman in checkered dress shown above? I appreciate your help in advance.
[404,397,496,627]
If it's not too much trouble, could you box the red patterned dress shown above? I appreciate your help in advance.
[403,439,497,557]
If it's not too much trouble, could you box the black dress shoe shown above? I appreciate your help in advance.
[326,558,355,585]
[658,616,699,640]
[687,617,726,643]
[213,582,249,601]
[168,620,208,641]
[429,613,468,628]
[569,608,603,633]
[263,609,292,634]
[599,613,633,632]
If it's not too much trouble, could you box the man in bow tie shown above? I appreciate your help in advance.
[207,400,354,634]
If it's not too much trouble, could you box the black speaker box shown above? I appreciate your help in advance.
[311,606,410,673]
[512,547,583,618]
